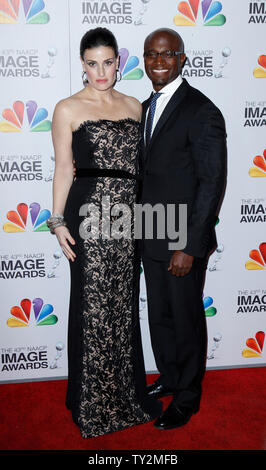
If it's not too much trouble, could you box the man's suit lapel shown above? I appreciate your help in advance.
[141,95,151,135]
[147,79,189,151]
[141,94,152,165]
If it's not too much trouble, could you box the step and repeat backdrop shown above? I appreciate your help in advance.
[0,0,265,383]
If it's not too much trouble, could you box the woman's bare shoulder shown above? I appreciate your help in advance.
[53,92,86,125]
[54,93,81,114]
[115,91,142,120]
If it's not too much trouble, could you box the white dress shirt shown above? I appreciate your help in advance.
[145,74,183,139]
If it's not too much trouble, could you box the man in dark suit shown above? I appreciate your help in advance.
[140,28,226,430]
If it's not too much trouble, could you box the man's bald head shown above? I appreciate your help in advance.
[144,28,184,54]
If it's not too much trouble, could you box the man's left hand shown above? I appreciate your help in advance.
[168,251,194,277]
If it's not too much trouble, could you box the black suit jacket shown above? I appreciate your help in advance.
[140,78,227,262]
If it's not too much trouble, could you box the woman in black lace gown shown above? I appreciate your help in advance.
[48,28,162,438]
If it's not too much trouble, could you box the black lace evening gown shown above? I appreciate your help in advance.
[63,118,162,438]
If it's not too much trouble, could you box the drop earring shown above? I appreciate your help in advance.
[82,71,88,85]
[116,68,122,82]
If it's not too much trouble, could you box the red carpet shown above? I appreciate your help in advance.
[0,368,265,451]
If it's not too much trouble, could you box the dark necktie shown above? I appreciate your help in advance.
[145,92,162,146]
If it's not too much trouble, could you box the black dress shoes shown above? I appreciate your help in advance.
[146,382,174,399]
[153,400,199,430]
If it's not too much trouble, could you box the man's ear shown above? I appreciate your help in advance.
[180,53,187,69]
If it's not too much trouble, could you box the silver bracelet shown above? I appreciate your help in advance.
[47,214,67,234]
[49,213,64,220]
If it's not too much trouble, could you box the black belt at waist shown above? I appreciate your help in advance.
[75,168,140,180]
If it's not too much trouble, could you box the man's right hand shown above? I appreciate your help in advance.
[168,250,194,277]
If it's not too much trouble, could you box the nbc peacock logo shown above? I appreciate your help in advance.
[118,48,143,80]
[245,243,266,270]
[7,297,58,327]
[203,296,217,317]
[253,55,266,78]
[242,331,265,358]
[249,149,266,177]
[0,100,51,132]
[0,0,50,24]
[174,0,226,26]
[3,202,51,233]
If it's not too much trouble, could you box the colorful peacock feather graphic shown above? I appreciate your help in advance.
[253,55,266,78]
[0,0,50,24]
[0,100,51,132]
[174,0,226,26]
[3,202,51,232]
[7,297,58,327]
[203,296,217,317]
[118,48,144,80]
[249,149,266,177]
[242,331,265,358]
[245,243,266,270]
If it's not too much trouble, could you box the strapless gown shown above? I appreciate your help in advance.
[63,118,162,438]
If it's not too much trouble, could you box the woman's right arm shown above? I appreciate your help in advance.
[51,100,76,262]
